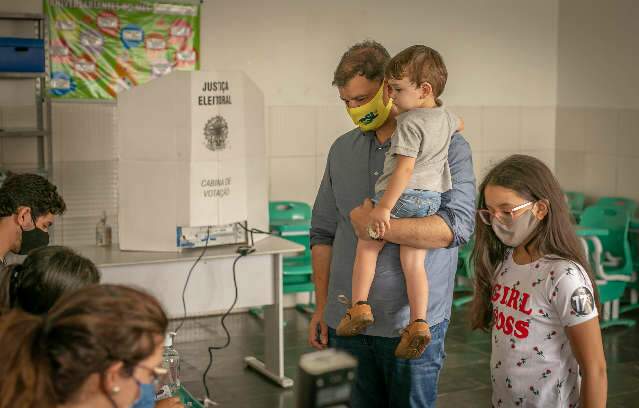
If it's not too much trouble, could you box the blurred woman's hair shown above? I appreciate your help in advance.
[0,284,168,408]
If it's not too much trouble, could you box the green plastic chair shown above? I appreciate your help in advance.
[565,191,585,223]
[272,201,315,313]
[594,197,639,313]
[579,205,636,328]
[453,238,474,308]
[250,202,314,320]
[269,201,312,224]
[631,218,639,269]
[628,218,639,311]
[596,196,637,217]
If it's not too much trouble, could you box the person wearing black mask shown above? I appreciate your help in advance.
[0,173,66,264]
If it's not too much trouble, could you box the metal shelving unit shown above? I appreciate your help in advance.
[0,12,52,177]
[0,71,46,79]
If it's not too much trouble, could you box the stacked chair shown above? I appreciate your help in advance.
[250,201,314,320]
[593,197,639,316]
[565,191,586,223]
[270,201,315,314]
[579,199,637,328]
[453,238,474,308]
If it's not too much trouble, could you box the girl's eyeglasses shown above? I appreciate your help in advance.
[478,201,534,226]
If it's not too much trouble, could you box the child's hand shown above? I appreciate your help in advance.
[368,206,391,238]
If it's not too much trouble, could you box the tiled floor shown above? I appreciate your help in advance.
[172,304,639,407]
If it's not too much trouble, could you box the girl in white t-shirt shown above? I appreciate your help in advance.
[470,154,606,407]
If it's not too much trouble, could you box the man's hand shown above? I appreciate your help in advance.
[350,199,375,240]
[308,310,328,350]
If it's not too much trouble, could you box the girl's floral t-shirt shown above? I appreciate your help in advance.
[490,252,598,407]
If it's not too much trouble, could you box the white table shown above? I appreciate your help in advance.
[75,236,303,388]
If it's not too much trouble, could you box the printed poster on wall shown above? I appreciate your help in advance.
[45,0,200,100]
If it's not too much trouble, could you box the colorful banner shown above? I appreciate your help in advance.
[45,0,200,100]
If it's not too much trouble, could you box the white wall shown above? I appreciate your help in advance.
[200,0,559,107]
[557,0,639,109]
[199,0,559,204]
[1,0,561,245]
[555,0,639,202]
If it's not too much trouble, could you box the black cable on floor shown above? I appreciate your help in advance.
[202,252,244,400]
[171,222,272,402]
[174,226,211,335]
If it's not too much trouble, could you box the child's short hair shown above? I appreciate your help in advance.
[385,45,448,100]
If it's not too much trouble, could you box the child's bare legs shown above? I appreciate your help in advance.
[336,238,385,336]
[395,244,431,359]
[400,245,429,322]
[352,238,386,303]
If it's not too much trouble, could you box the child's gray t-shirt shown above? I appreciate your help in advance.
[375,107,458,194]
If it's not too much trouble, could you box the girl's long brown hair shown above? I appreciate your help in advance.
[470,155,600,331]
[0,284,168,408]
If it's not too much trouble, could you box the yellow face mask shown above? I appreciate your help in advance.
[346,83,393,132]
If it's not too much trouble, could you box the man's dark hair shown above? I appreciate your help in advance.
[0,173,66,218]
[332,40,391,87]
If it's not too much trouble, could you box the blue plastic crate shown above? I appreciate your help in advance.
[0,37,45,73]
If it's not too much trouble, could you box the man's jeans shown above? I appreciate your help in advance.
[328,319,449,408]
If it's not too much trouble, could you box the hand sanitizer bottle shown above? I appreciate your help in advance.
[96,211,112,247]
[157,332,181,399]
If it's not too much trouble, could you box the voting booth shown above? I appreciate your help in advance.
[117,70,268,251]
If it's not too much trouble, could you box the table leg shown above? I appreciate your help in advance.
[603,302,611,321]
[612,299,620,320]
[245,253,294,388]
[580,237,589,261]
